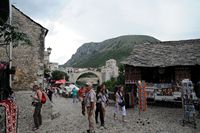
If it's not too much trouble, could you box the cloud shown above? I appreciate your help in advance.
[36,19,89,64]
[13,0,200,64]
[12,0,68,19]
[58,0,200,41]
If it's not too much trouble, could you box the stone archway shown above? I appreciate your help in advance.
[74,70,102,85]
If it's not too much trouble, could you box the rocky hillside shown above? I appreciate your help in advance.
[63,35,160,68]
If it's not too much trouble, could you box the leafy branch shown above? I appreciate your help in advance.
[0,23,31,47]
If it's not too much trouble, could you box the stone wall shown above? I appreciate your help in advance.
[0,6,48,90]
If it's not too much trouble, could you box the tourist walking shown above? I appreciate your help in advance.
[113,85,127,122]
[101,84,109,119]
[95,86,104,128]
[47,85,53,102]
[31,85,43,131]
[84,82,96,133]
[95,84,108,129]
[78,86,86,115]
[72,87,78,103]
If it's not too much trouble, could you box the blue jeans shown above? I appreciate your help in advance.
[73,95,77,103]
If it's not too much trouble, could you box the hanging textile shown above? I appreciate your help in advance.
[137,81,147,113]
[0,99,17,133]
[0,105,6,133]
[0,62,11,100]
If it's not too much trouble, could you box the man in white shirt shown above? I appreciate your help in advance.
[84,82,96,133]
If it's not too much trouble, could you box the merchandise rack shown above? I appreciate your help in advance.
[181,79,196,128]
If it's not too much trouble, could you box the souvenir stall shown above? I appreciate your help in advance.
[145,83,155,103]
[124,63,199,107]
[124,67,141,109]
[122,39,200,108]
[137,81,147,113]
[153,83,174,101]
[181,79,196,128]
[124,82,135,108]
[0,62,17,133]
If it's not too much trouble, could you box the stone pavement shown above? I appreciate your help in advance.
[15,91,52,133]
[16,92,200,133]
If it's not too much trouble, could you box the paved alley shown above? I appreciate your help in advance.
[17,93,200,133]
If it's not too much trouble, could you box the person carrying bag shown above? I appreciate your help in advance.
[114,85,127,122]
[31,85,43,131]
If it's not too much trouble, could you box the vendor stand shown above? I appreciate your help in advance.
[181,79,197,128]
[0,62,17,133]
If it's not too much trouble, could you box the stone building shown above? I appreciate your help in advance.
[44,51,50,67]
[64,67,75,74]
[101,59,119,82]
[49,62,59,71]
[0,6,48,90]
[122,39,200,84]
[121,39,200,107]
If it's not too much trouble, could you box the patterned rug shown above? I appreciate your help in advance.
[0,100,17,133]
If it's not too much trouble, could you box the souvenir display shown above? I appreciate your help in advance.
[145,82,197,103]
[0,100,17,133]
[0,62,17,133]
[145,83,155,99]
[137,81,147,113]
[181,79,196,128]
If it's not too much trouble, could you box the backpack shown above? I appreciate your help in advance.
[41,91,46,104]
[118,92,125,107]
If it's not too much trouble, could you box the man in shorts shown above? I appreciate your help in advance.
[84,82,96,133]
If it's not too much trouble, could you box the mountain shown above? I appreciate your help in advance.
[63,35,160,68]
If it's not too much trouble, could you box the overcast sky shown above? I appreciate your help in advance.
[12,0,200,65]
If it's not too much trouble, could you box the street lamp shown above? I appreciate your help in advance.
[47,47,52,55]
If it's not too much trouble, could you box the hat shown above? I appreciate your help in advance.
[85,82,93,87]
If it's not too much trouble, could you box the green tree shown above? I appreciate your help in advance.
[0,23,31,47]
[104,64,125,92]
[51,70,69,80]
[104,77,117,92]
[117,64,125,85]
[44,67,51,78]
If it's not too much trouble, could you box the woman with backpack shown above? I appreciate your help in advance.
[31,85,44,131]
[113,85,127,122]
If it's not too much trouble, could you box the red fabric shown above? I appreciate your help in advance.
[55,79,66,84]
[0,100,17,133]
[78,88,86,97]
[0,63,6,69]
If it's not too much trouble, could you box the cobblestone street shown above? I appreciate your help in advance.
[1,1,200,133]
[16,92,200,133]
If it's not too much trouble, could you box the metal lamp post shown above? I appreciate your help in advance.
[47,47,52,68]
[45,47,52,89]
[47,47,52,55]
[9,0,12,87]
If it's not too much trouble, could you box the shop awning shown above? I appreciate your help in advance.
[55,79,66,84]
